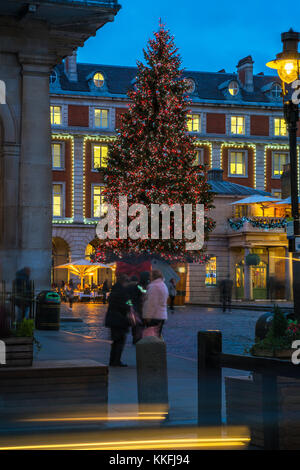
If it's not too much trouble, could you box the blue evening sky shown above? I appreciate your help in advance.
[77,0,300,76]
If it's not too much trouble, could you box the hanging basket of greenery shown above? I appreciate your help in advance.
[245,253,260,266]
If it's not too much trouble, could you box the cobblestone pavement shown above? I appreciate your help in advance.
[60,303,264,358]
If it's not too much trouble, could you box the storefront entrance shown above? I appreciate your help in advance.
[251,261,267,300]
[235,260,267,300]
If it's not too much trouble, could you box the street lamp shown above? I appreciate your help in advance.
[266,29,300,318]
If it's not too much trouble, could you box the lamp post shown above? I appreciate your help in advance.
[266,29,300,319]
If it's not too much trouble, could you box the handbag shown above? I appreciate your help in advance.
[127,306,142,327]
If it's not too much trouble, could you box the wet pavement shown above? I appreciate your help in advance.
[60,302,265,358]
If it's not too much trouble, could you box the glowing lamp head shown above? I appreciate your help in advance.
[266,29,300,84]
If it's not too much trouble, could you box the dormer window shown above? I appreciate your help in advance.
[185,78,195,94]
[49,70,57,85]
[228,81,239,96]
[93,72,105,88]
[270,83,282,99]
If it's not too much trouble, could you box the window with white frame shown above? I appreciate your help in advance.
[274,118,287,136]
[193,149,204,166]
[52,184,64,217]
[50,106,62,125]
[94,108,108,128]
[52,142,64,170]
[92,144,108,169]
[270,84,282,99]
[228,81,239,96]
[187,114,201,132]
[231,116,245,135]
[229,151,247,177]
[92,185,107,218]
[272,152,289,177]
[93,72,105,88]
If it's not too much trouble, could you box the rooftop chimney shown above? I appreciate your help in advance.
[208,168,224,181]
[236,55,254,92]
[64,51,78,82]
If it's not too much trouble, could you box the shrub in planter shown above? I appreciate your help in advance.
[249,305,299,358]
[0,313,41,367]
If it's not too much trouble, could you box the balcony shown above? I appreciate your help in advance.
[228,216,287,234]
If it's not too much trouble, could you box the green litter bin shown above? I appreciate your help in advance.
[35,291,61,330]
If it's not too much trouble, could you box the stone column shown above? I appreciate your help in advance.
[211,141,222,169]
[18,54,54,291]
[73,136,84,224]
[244,246,252,300]
[255,143,265,191]
[0,143,21,283]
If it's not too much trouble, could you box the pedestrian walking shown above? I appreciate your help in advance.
[168,278,177,313]
[219,277,233,312]
[66,280,74,309]
[127,272,150,344]
[105,274,130,367]
[142,270,168,338]
[14,267,32,323]
[102,279,109,304]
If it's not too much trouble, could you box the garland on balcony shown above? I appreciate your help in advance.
[228,217,287,231]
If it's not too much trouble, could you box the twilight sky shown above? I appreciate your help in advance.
[77,0,300,76]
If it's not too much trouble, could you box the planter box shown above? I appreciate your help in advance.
[225,375,300,450]
[0,337,33,368]
[252,347,293,359]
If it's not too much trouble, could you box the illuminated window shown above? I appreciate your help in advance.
[205,257,217,286]
[234,205,248,218]
[187,114,200,132]
[93,72,105,88]
[231,116,245,135]
[92,144,108,169]
[270,83,282,99]
[229,151,246,176]
[92,185,107,218]
[228,81,239,96]
[50,106,62,125]
[94,108,108,128]
[193,149,204,166]
[52,143,63,169]
[272,152,289,177]
[272,190,282,199]
[274,118,287,136]
[53,184,63,217]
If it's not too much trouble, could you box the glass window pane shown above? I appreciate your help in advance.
[205,257,217,286]
[52,143,62,168]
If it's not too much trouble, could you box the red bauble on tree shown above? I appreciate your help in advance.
[94,23,215,264]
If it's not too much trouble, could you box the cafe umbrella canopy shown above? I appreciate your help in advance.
[55,259,116,289]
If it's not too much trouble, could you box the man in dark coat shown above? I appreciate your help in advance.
[105,274,130,367]
[219,277,233,312]
[15,267,32,322]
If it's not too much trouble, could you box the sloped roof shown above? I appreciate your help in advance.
[52,62,282,106]
[208,179,271,196]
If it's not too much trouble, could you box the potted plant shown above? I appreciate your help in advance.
[250,305,298,358]
[0,306,40,367]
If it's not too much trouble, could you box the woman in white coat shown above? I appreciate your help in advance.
[142,269,168,337]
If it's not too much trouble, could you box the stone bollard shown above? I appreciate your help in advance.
[136,336,169,415]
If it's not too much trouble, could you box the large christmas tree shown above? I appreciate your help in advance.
[95,23,215,264]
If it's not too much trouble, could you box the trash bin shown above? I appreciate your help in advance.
[35,291,61,330]
[255,311,295,340]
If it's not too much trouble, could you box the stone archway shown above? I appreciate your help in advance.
[52,237,70,286]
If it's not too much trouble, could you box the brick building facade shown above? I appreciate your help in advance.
[50,53,299,302]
